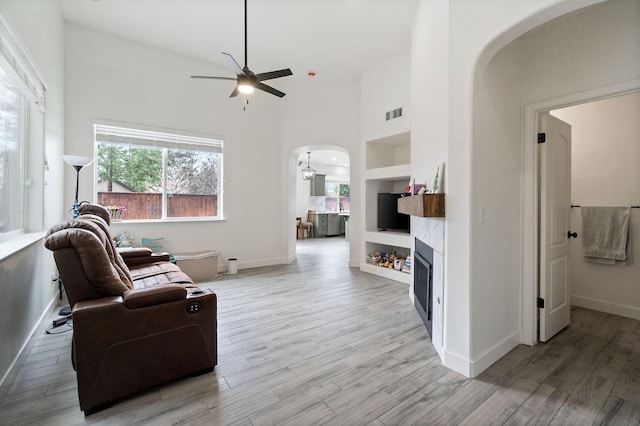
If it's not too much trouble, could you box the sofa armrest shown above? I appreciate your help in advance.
[118,247,171,267]
[122,285,187,309]
[118,247,153,258]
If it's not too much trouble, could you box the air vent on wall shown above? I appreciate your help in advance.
[385,107,403,121]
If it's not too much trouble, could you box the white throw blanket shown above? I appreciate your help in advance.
[581,206,632,264]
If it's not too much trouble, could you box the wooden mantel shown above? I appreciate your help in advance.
[397,193,445,218]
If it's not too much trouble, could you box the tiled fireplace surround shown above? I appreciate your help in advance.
[411,216,445,357]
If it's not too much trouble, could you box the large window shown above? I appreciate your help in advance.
[324,182,350,212]
[95,125,223,221]
[0,63,26,240]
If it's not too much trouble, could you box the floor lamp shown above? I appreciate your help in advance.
[58,155,93,317]
[62,155,93,218]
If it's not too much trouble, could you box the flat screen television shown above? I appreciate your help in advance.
[377,193,410,232]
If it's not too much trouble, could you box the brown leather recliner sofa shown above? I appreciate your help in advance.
[44,203,217,414]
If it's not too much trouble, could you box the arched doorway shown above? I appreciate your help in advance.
[287,146,353,265]
[468,0,639,353]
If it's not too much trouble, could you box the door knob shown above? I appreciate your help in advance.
[567,231,578,238]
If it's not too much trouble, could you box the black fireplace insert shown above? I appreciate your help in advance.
[414,238,433,338]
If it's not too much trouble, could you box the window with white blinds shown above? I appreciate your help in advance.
[0,12,46,241]
[94,124,224,221]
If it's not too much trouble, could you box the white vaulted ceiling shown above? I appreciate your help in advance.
[58,0,418,83]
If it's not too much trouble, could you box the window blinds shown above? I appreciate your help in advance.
[0,13,47,111]
[94,124,223,153]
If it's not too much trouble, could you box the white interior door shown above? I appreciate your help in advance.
[539,112,572,342]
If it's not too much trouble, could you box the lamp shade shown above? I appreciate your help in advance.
[63,155,93,168]
[63,154,93,219]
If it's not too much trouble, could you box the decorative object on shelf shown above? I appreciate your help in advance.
[301,151,316,180]
[406,178,426,195]
[413,183,426,195]
[106,205,127,221]
[63,155,93,218]
[397,193,445,217]
[433,162,445,193]
[367,250,409,272]
[367,252,382,265]
[406,178,414,194]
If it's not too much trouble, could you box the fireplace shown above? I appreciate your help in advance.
[414,238,433,338]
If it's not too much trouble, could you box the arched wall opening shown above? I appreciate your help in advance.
[286,145,355,265]
[468,0,639,373]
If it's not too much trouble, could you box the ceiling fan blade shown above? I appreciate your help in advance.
[221,52,245,75]
[256,82,286,98]
[229,86,240,98]
[256,68,293,82]
[191,75,236,81]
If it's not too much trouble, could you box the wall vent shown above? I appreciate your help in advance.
[385,107,403,121]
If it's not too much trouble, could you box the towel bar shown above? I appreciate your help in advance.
[571,204,639,208]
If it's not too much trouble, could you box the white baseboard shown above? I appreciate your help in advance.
[443,349,471,378]
[236,256,293,271]
[571,295,640,320]
[469,331,520,378]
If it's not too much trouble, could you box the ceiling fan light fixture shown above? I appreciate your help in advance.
[238,83,254,94]
[190,0,292,99]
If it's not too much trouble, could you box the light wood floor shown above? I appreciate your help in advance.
[1,237,639,425]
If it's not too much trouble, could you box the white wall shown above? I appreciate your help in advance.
[65,24,288,270]
[281,80,360,266]
[0,0,64,386]
[521,0,640,105]
[361,52,411,143]
[552,92,640,319]
[64,23,362,270]
[411,0,449,187]
[470,39,523,369]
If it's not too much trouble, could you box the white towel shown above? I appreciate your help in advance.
[581,206,632,265]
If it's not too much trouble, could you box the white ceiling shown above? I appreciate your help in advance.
[57,0,418,83]
[58,0,415,170]
[298,150,350,168]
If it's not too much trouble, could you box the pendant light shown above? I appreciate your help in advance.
[301,152,316,180]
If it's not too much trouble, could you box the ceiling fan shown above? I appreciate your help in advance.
[190,0,293,98]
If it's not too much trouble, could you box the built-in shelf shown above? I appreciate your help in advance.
[365,230,412,248]
[397,193,445,217]
[361,263,411,285]
[362,131,412,285]
[364,164,411,181]
[362,231,413,284]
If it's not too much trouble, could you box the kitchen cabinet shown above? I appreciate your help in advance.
[327,213,341,236]
[310,174,326,196]
[314,213,327,237]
